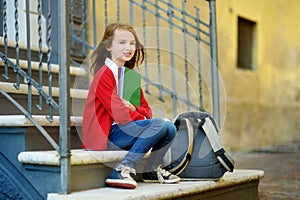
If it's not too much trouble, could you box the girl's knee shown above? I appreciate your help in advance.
[151,118,166,128]
[150,118,177,138]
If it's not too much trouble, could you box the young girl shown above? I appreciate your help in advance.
[82,23,180,189]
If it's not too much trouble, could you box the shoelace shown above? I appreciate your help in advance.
[116,164,136,179]
[155,165,171,183]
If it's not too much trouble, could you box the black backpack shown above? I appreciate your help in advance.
[163,111,235,180]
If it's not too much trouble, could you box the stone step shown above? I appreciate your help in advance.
[0,115,82,127]
[18,149,264,200]
[0,57,87,76]
[18,149,128,166]
[47,169,264,200]
[0,56,89,115]
[18,149,150,195]
[0,115,83,150]
[0,81,88,115]
[0,37,48,53]
[0,82,87,99]
[0,57,89,89]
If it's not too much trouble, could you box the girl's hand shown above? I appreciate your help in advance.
[122,100,136,111]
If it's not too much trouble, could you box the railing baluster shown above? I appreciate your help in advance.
[36,0,43,111]
[14,0,20,90]
[25,0,32,115]
[142,0,150,95]
[168,0,177,117]
[129,0,133,25]
[182,0,190,111]
[195,6,204,110]
[104,0,108,27]
[2,0,9,80]
[92,0,97,49]
[155,0,163,100]
[47,0,53,122]
[70,0,74,52]
[117,0,120,22]
[81,0,86,56]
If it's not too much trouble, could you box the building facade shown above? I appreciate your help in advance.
[216,0,300,150]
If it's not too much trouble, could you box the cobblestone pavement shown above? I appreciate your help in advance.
[232,143,300,200]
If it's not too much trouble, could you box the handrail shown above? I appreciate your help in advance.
[58,0,71,194]
[207,0,220,125]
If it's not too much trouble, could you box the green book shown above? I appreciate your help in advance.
[119,67,141,106]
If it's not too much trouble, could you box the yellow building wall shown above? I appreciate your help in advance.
[216,0,300,150]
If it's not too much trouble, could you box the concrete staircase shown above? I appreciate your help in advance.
[0,114,264,200]
[18,147,264,200]
[2,115,263,200]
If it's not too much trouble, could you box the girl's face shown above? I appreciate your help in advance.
[107,29,136,67]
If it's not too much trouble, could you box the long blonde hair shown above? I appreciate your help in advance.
[91,23,144,74]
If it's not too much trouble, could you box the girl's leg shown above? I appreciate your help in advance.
[143,121,177,172]
[106,119,163,189]
[106,118,179,187]
[108,118,176,169]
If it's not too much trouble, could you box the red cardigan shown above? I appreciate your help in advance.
[82,65,152,150]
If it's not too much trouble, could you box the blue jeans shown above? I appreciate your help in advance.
[108,118,177,171]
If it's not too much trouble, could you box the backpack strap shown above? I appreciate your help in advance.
[201,117,235,172]
[168,118,195,175]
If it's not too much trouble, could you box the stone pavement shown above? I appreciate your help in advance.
[232,143,300,200]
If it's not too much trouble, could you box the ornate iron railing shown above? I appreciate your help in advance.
[0,0,71,194]
[71,0,220,121]
[0,0,219,194]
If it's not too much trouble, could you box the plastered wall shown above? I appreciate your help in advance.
[217,0,300,151]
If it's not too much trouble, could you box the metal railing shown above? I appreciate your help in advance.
[0,0,71,194]
[71,0,219,121]
[0,0,219,194]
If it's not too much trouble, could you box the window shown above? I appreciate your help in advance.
[237,17,256,70]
